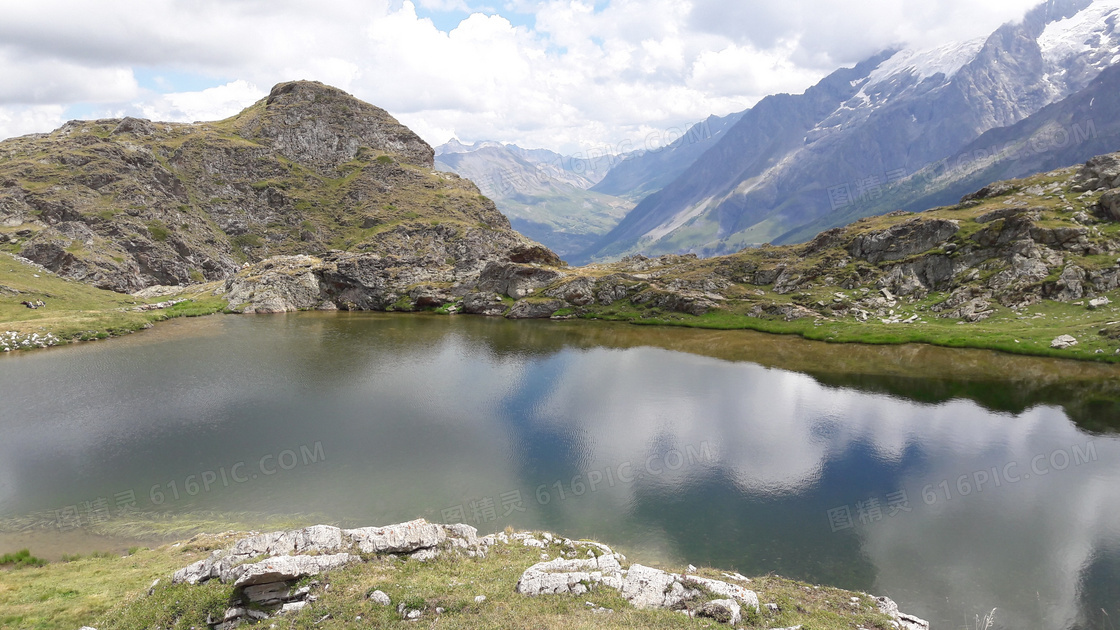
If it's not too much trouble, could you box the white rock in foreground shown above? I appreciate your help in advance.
[1051,334,1078,349]
[230,553,355,587]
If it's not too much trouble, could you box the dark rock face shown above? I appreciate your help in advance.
[1101,191,1120,221]
[462,292,507,316]
[848,219,960,263]
[506,299,567,319]
[476,262,564,299]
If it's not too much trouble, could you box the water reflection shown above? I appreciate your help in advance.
[0,313,1118,629]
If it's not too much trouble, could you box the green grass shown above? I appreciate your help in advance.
[0,255,228,351]
[145,221,170,242]
[0,545,208,630]
[578,291,1120,364]
[0,550,47,569]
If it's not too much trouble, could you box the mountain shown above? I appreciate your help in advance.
[579,0,1120,263]
[435,140,633,257]
[777,61,1120,244]
[590,110,745,202]
[0,81,554,293]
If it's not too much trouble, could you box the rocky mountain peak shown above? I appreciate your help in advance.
[234,80,435,170]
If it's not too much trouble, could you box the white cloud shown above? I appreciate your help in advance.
[136,80,268,124]
[0,0,1044,154]
[0,104,66,141]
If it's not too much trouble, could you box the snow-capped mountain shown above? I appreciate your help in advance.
[579,0,1120,262]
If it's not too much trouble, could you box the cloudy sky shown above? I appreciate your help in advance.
[0,0,1042,154]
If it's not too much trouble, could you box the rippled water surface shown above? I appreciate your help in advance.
[2,313,1119,629]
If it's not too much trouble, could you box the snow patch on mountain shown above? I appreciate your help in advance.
[865,38,986,88]
[1038,0,1120,65]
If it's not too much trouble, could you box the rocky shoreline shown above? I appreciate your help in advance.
[80,519,928,630]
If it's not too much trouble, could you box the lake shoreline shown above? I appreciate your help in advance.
[5,298,1120,366]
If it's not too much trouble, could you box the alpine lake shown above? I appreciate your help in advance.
[1,312,1118,629]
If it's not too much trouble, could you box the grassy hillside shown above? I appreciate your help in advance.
[0,253,225,351]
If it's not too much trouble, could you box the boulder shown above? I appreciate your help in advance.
[242,582,292,605]
[545,277,595,306]
[369,590,392,606]
[680,575,760,611]
[506,299,566,319]
[1076,153,1120,189]
[748,303,822,321]
[440,523,481,549]
[515,558,602,596]
[227,524,345,559]
[228,553,355,587]
[595,275,645,306]
[1047,265,1087,302]
[961,181,1015,202]
[1100,190,1120,221]
[848,219,960,263]
[1089,296,1112,309]
[409,285,453,308]
[462,292,507,316]
[1051,335,1079,349]
[476,262,564,299]
[697,599,742,625]
[618,564,700,610]
[975,206,1031,224]
[509,244,565,266]
[1030,225,1089,251]
[224,255,328,313]
[280,601,308,615]
[631,289,717,316]
[876,596,930,630]
[344,519,446,554]
[942,297,994,323]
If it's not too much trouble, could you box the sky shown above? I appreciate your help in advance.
[0,0,1044,155]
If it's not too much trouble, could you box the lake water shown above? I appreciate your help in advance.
[1,313,1119,629]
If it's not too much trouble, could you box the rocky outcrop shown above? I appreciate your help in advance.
[515,548,759,625]
[631,289,717,316]
[223,255,328,313]
[154,521,929,630]
[229,553,355,588]
[222,222,558,314]
[462,292,507,316]
[545,276,596,306]
[506,299,567,319]
[848,219,960,264]
[476,262,565,299]
[876,596,930,630]
[171,520,484,629]
[1101,191,1120,221]
[237,81,435,170]
[1076,153,1120,191]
